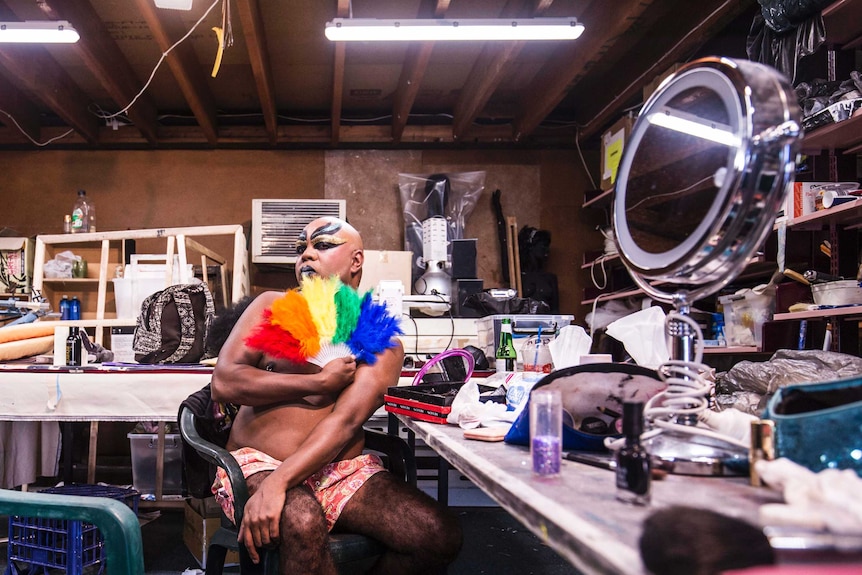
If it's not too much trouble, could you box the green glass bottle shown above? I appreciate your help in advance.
[495,318,517,373]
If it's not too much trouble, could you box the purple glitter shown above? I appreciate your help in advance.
[532,435,561,475]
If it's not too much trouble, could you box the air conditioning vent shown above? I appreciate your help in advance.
[252,199,347,264]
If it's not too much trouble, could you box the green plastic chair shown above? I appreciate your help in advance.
[0,488,144,575]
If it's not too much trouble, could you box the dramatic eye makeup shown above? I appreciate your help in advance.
[295,222,346,254]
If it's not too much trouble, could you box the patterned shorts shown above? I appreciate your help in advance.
[212,448,385,531]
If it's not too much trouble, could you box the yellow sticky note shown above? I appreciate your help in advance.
[604,128,625,185]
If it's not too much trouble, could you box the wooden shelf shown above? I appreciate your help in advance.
[582,188,613,209]
[823,0,862,49]
[801,113,862,154]
[702,346,760,354]
[779,197,862,231]
[581,253,620,270]
[581,287,644,306]
[774,305,862,321]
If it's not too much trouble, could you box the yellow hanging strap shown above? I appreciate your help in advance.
[211,26,225,77]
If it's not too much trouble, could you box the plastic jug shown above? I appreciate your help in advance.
[521,334,553,381]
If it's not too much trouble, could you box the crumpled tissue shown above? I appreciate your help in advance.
[755,457,862,535]
[605,306,669,369]
[446,380,517,430]
[547,324,593,369]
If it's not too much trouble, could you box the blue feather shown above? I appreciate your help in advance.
[347,292,403,364]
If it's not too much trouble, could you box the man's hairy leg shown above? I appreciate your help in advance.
[246,471,337,575]
[335,472,463,574]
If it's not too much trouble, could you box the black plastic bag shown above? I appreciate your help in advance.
[463,289,550,315]
[758,0,832,34]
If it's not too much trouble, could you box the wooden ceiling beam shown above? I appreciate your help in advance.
[512,0,657,141]
[576,0,755,140]
[235,0,278,146]
[0,74,41,143]
[390,0,450,143]
[133,0,219,145]
[49,0,160,145]
[330,0,350,145]
[0,46,100,143]
[451,0,548,141]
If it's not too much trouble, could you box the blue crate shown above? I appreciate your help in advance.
[6,485,139,575]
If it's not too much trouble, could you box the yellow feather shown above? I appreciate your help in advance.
[301,276,340,342]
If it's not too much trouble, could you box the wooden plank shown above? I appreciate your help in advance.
[235,0,279,145]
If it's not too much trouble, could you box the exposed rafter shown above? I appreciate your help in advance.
[390,0,450,143]
[133,0,219,145]
[451,0,549,141]
[330,0,350,145]
[0,74,41,143]
[513,0,657,141]
[235,0,278,146]
[50,0,160,145]
[0,45,100,143]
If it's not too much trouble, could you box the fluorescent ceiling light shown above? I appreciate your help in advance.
[0,21,80,44]
[325,17,584,42]
[647,109,739,148]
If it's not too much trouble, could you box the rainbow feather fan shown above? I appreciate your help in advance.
[245,276,402,367]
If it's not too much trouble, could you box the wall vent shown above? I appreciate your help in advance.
[252,199,346,264]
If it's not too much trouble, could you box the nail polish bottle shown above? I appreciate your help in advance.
[615,401,651,505]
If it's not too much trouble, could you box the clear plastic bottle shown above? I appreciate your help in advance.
[70,189,93,233]
[63,214,72,234]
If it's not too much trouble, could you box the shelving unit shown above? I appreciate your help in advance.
[32,225,250,345]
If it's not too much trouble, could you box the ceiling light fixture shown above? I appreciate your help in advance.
[325,17,584,42]
[0,21,80,44]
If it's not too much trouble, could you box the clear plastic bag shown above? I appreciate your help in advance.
[43,250,77,279]
[398,172,484,290]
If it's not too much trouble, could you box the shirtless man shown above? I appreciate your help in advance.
[211,217,462,574]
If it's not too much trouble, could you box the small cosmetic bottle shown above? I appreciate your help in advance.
[615,401,651,505]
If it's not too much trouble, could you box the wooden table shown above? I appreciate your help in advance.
[392,413,786,575]
[0,364,212,503]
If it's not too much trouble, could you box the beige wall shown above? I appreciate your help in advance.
[0,148,597,320]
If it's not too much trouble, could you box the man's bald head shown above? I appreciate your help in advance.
[295,217,364,288]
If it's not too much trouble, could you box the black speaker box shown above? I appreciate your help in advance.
[451,239,478,279]
[451,278,483,318]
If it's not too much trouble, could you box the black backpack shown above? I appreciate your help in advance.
[133,283,215,364]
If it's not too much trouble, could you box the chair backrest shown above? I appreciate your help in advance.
[0,488,144,575]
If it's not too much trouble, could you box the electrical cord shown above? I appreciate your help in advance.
[605,310,750,451]
[411,348,475,386]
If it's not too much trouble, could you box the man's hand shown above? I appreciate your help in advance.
[239,474,287,564]
[317,356,357,395]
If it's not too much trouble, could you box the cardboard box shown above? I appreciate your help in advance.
[183,500,240,568]
[600,116,635,191]
[0,237,34,294]
[642,63,685,102]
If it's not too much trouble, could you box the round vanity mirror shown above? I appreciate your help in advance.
[613,56,802,306]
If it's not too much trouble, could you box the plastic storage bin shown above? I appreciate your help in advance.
[476,314,573,366]
[128,432,183,495]
[6,484,139,575]
[718,290,775,347]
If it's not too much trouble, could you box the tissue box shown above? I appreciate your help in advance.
[718,291,775,347]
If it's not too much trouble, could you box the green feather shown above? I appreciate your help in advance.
[333,283,363,344]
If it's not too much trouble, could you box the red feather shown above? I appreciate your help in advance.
[244,309,306,363]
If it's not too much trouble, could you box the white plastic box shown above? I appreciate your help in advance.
[476,314,573,365]
[718,291,775,347]
[127,432,183,495]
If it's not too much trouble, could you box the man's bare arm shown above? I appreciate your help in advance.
[211,292,355,406]
[237,340,404,554]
